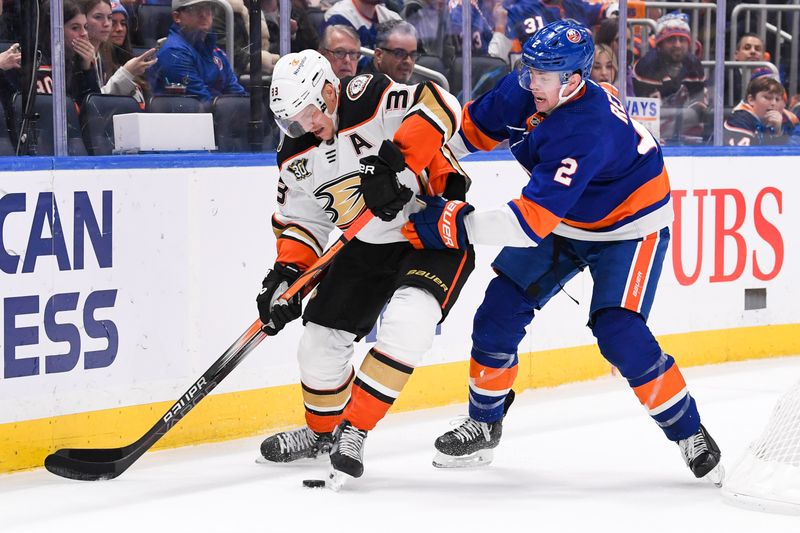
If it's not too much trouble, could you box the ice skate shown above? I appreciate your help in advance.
[258,426,333,463]
[678,424,724,487]
[329,420,368,480]
[433,390,514,468]
[432,416,504,468]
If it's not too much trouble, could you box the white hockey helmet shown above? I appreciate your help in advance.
[269,50,341,138]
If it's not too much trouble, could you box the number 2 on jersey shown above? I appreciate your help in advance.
[553,157,578,186]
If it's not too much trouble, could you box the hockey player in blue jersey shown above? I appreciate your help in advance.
[401,19,724,485]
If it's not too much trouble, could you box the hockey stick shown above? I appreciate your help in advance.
[44,210,375,481]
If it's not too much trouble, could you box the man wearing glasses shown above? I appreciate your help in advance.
[361,20,420,84]
[319,25,362,79]
[150,0,245,102]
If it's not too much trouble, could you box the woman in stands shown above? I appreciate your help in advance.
[590,43,617,84]
[109,1,134,66]
[0,0,100,114]
[80,0,156,106]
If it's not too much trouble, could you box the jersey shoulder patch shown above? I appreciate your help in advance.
[338,73,392,131]
[277,133,320,170]
[345,74,373,100]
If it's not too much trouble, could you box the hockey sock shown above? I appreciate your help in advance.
[593,308,700,441]
[343,348,414,431]
[303,369,354,434]
[468,346,519,423]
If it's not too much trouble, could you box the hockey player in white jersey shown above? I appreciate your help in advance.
[257,50,473,487]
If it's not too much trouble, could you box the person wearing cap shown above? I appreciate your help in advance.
[109,1,134,65]
[149,0,245,102]
[632,11,707,144]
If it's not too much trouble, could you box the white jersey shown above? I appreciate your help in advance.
[273,73,463,270]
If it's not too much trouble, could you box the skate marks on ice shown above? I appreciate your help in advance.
[3,356,800,532]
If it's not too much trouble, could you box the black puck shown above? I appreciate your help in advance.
[302,479,326,488]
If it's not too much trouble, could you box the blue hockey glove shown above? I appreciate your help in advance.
[401,195,474,250]
[256,262,302,335]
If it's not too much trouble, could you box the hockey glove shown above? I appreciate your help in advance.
[401,195,474,250]
[256,262,303,335]
[359,140,413,222]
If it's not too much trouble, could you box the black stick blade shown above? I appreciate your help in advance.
[44,448,129,481]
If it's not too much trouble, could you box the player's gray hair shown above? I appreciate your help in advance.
[320,24,361,49]
[375,20,417,49]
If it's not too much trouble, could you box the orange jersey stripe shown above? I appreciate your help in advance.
[510,196,563,241]
[623,232,657,312]
[633,364,687,411]
[562,167,670,231]
[461,101,501,152]
[426,151,459,196]
[394,114,447,175]
[441,248,469,309]
[469,360,519,392]
[276,239,318,271]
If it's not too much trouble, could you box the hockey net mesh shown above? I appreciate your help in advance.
[722,380,800,514]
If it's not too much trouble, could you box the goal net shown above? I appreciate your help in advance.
[722,380,800,514]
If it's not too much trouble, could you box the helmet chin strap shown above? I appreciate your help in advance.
[324,82,341,133]
[555,79,586,110]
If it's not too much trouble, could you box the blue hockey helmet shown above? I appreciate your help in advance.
[519,19,595,88]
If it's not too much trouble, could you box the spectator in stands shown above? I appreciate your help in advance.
[0,0,100,110]
[360,19,419,83]
[594,16,634,94]
[263,0,320,54]
[0,42,21,73]
[319,24,362,78]
[731,32,769,106]
[216,0,280,77]
[109,1,133,65]
[322,0,400,51]
[402,0,453,61]
[449,0,493,56]
[590,43,616,84]
[724,76,788,146]
[633,12,706,144]
[150,0,246,102]
[490,0,617,64]
[81,0,157,105]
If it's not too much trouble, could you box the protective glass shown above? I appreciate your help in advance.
[274,103,320,138]
[517,65,564,92]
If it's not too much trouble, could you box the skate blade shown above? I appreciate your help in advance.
[432,449,493,469]
[703,463,725,488]
[326,468,353,492]
[255,452,329,465]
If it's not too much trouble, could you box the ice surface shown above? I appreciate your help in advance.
[2,356,799,532]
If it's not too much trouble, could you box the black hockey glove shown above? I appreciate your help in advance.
[359,139,414,222]
[442,172,469,202]
[256,262,303,335]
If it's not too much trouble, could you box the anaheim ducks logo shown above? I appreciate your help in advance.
[347,75,372,101]
[315,172,366,228]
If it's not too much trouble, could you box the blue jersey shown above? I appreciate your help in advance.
[457,73,672,245]
[150,24,245,102]
[504,0,604,48]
